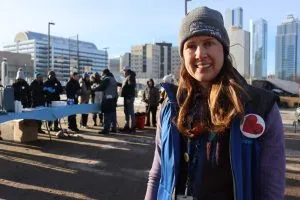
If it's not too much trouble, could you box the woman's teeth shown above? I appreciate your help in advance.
[195,63,211,68]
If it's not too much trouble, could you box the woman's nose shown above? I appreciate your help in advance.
[195,45,207,59]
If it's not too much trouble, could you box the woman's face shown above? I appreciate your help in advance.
[183,36,224,88]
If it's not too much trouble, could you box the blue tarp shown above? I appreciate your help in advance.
[0,104,100,123]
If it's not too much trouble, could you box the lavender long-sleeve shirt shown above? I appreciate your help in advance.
[145,104,285,200]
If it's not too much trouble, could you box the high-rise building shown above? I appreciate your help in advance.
[156,42,172,78]
[226,7,249,80]
[131,42,180,84]
[252,18,268,78]
[233,7,243,29]
[225,8,233,31]
[275,15,300,81]
[109,58,120,73]
[249,19,253,76]
[229,27,251,79]
[3,31,108,84]
[225,7,243,31]
[171,47,181,81]
[120,52,131,72]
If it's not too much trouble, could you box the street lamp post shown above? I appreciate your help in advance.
[48,22,55,73]
[185,0,192,15]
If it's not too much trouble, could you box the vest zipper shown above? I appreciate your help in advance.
[229,133,237,200]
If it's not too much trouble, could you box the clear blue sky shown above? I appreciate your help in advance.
[0,0,298,75]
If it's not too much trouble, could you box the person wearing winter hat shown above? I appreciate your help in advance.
[145,6,285,200]
[78,72,91,128]
[162,74,174,84]
[13,68,30,108]
[142,79,160,127]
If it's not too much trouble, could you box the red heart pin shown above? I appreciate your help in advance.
[242,114,264,135]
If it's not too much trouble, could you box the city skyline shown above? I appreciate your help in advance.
[0,0,298,75]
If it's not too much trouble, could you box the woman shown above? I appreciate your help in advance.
[145,6,285,200]
[79,73,91,128]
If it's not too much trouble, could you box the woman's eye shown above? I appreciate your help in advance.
[204,41,214,48]
[186,44,197,50]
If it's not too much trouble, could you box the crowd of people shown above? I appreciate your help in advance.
[11,65,154,135]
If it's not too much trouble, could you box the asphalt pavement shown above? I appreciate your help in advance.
[0,107,299,199]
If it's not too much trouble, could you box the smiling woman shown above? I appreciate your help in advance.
[182,36,224,87]
[145,6,285,200]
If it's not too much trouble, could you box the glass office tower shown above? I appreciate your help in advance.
[3,31,108,84]
[275,15,300,81]
[252,18,268,78]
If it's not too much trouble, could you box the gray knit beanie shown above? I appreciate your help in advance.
[178,6,230,57]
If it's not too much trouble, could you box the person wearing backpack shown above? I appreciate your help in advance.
[145,6,285,200]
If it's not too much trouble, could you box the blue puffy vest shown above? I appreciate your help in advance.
[157,83,268,200]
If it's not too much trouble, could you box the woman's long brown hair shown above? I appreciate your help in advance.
[176,55,249,137]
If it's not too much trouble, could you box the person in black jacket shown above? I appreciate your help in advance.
[65,72,80,131]
[12,68,30,108]
[43,71,63,131]
[90,72,104,126]
[30,73,46,133]
[120,65,136,133]
[142,79,160,127]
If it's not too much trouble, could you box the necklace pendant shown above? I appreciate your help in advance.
[184,152,189,162]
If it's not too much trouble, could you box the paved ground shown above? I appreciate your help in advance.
[280,109,300,200]
[0,107,299,199]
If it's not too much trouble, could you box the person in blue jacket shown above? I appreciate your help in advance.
[145,6,285,200]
